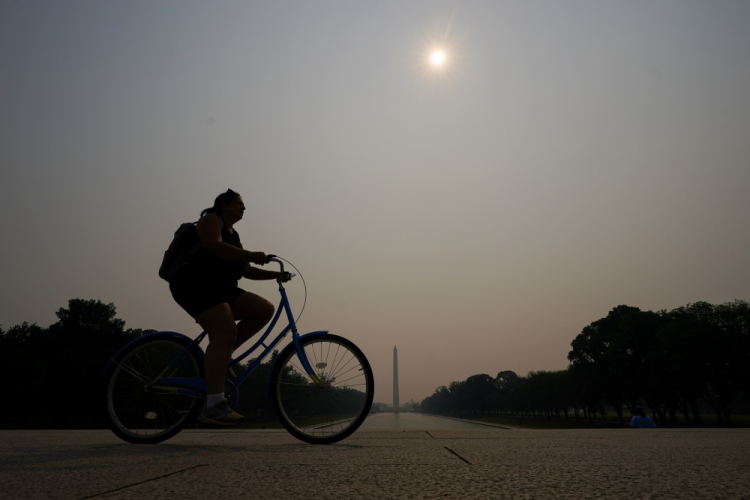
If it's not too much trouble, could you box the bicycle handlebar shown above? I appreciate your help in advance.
[266,254,293,283]
[266,255,282,269]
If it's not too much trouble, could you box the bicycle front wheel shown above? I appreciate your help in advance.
[270,334,374,444]
[104,337,204,444]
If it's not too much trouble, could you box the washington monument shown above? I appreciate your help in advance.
[393,345,399,409]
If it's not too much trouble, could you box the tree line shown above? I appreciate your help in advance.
[0,297,293,429]
[0,299,152,429]
[3,298,748,428]
[419,301,750,427]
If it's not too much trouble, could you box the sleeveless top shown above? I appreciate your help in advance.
[185,218,245,282]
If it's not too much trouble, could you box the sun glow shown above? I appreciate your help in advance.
[411,19,465,86]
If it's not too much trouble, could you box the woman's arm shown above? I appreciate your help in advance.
[243,263,281,280]
[195,214,265,264]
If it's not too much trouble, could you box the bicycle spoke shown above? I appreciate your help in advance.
[332,372,365,387]
[310,345,320,375]
[324,342,333,375]
[112,360,150,383]
[330,363,362,383]
[329,355,356,380]
[328,343,345,380]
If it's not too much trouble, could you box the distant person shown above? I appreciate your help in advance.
[629,406,657,428]
[170,189,282,425]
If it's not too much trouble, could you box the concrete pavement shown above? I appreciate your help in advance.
[1,428,748,499]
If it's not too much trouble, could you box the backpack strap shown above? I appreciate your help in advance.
[208,213,224,229]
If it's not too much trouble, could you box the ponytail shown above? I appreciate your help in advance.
[201,189,240,218]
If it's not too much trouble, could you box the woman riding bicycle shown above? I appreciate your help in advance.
[169,189,281,425]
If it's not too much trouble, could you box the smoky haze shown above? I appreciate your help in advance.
[1,1,749,405]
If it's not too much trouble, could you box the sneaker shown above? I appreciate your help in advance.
[199,401,244,426]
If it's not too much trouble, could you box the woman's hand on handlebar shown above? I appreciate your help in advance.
[279,271,295,283]
[245,251,267,265]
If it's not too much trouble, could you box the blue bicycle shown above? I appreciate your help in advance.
[103,256,374,445]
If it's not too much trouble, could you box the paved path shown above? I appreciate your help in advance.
[1,429,748,499]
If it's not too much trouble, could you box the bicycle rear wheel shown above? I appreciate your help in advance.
[104,336,204,444]
[270,334,374,444]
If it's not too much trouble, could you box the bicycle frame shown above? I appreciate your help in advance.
[110,258,324,402]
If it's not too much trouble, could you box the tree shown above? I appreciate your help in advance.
[657,308,708,425]
[495,370,520,415]
[713,300,750,412]
[462,374,498,416]
[421,386,451,414]
[676,301,744,426]
[568,305,642,422]
[0,322,47,427]
[34,299,147,428]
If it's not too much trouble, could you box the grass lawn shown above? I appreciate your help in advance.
[471,413,750,429]
[475,416,623,429]
[204,414,750,430]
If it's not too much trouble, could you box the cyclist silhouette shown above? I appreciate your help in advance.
[169,189,281,425]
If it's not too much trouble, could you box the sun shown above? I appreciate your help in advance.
[430,50,446,66]
[412,30,464,85]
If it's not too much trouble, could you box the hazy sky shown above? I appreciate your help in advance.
[2,1,749,404]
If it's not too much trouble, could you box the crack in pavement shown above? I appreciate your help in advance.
[443,446,472,465]
[78,464,208,499]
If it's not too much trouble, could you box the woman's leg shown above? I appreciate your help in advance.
[194,293,274,396]
[230,292,276,350]
[195,303,238,396]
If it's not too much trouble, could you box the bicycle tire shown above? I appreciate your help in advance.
[270,334,374,444]
[104,336,204,444]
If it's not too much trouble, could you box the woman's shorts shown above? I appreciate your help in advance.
[169,268,246,320]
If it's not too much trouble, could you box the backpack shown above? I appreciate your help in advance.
[158,222,201,282]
